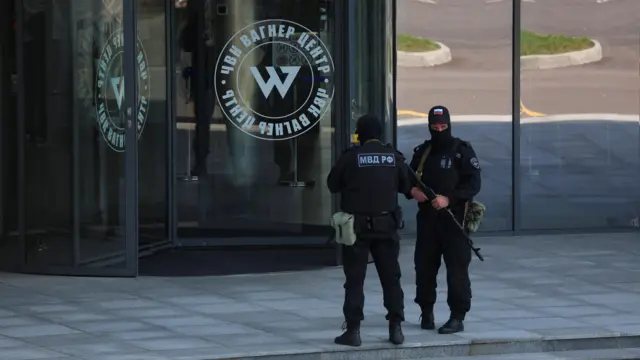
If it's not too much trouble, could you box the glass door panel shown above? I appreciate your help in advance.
[135,0,171,250]
[0,0,19,270]
[175,0,337,243]
[347,0,393,144]
[15,0,136,275]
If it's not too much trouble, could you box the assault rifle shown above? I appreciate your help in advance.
[406,166,485,261]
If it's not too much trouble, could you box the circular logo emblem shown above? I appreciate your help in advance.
[215,19,335,141]
[95,28,150,152]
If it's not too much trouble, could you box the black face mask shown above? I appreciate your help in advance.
[429,127,453,148]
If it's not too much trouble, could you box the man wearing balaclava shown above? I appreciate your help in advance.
[327,115,411,347]
[405,106,482,334]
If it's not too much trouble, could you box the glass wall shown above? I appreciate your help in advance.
[174,0,339,243]
[2,0,394,275]
[348,0,394,143]
[519,0,640,230]
[2,0,637,276]
[0,0,18,269]
[0,0,144,274]
[397,0,514,233]
[18,0,133,268]
[136,0,170,247]
[396,0,639,233]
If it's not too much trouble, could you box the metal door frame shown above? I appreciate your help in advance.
[123,0,140,276]
[14,0,26,273]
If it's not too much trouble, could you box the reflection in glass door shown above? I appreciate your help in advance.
[135,0,171,252]
[12,0,138,275]
[174,0,338,243]
[347,0,394,144]
[0,0,18,270]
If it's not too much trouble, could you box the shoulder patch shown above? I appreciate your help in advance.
[358,153,396,167]
[470,157,480,169]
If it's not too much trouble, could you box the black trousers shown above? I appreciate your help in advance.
[342,234,405,323]
[414,208,472,320]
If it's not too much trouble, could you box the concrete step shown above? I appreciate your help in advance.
[207,334,640,360]
[422,347,640,359]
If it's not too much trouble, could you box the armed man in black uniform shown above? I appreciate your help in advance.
[406,106,482,334]
[327,115,411,347]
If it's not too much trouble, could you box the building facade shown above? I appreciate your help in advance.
[1,0,396,276]
[0,0,638,277]
[392,0,639,238]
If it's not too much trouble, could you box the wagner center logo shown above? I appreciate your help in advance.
[95,28,150,152]
[214,19,335,141]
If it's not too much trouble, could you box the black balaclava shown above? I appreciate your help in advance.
[356,114,383,144]
[428,105,453,148]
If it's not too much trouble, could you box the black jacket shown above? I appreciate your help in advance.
[328,140,411,215]
[407,138,482,214]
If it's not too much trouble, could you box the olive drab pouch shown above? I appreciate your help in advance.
[330,212,357,246]
[463,200,486,233]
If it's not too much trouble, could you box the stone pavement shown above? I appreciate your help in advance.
[1,233,640,360]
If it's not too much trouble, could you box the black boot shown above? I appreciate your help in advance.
[420,311,435,330]
[334,321,361,347]
[438,318,464,334]
[388,320,404,345]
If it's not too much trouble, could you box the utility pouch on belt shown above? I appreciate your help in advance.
[463,200,486,233]
[353,213,396,237]
[331,212,357,246]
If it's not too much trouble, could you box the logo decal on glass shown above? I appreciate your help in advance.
[94,29,150,152]
[214,19,335,141]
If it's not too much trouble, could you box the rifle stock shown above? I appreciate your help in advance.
[406,165,485,262]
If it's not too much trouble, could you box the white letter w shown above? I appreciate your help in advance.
[250,66,300,99]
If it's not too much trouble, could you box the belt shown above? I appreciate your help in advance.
[354,211,390,217]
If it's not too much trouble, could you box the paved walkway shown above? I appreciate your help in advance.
[1,233,640,360]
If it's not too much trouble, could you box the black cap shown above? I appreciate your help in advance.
[428,106,450,125]
[355,114,382,142]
